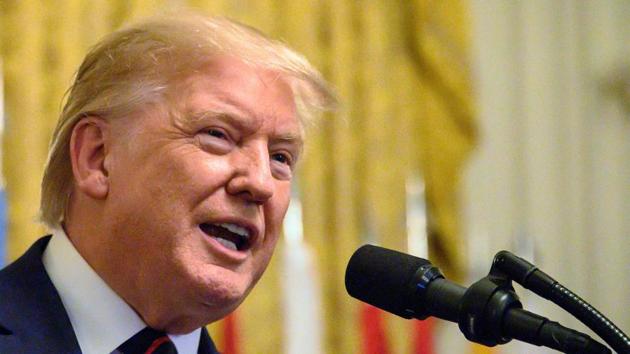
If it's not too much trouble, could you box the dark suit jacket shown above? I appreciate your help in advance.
[0,236,220,353]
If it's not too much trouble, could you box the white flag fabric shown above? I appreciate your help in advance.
[406,173,429,259]
[282,197,323,354]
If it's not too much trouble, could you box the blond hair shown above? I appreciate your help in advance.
[40,12,337,229]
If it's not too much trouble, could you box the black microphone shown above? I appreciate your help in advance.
[345,244,611,354]
[345,243,464,322]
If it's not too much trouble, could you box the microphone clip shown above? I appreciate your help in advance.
[458,262,522,347]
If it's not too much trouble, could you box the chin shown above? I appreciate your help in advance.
[147,289,245,333]
[162,256,258,327]
[203,298,242,323]
[194,269,252,311]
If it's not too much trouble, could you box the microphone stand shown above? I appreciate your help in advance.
[492,251,630,354]
[456,259,611,353]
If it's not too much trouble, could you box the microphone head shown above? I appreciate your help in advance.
[345,244,431,319]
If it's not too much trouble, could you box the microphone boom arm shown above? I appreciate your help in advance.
[492,251,630,354]
[411,263,611,353]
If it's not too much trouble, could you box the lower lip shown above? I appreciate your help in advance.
[199,226,249,262]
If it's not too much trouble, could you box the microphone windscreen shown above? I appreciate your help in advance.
[345,244,430,318]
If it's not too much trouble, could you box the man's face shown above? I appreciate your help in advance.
[101,56,301,331]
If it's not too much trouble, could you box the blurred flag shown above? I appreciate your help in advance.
[221,312,240,354]
[471,343,497,354]
[406,173,428,260]
[406,173,435,354]
[358,211,391,354]
[360,303,391,354]
[412,319,436,354]
[281,189,323,354]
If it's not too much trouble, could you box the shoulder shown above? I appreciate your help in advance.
[0,236,81,353]
[0,236,52,303]
[0,236,52,301]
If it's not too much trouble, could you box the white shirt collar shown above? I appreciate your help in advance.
[43,228,201,354]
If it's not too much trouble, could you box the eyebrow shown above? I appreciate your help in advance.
[188,108,247,125]
[273,133,304,154]
[186,108,252,135]
[188,109,304,150]
[188,95,255,125]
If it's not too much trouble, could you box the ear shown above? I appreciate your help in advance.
[69,117,111,199]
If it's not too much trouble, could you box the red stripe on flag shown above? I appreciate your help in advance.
[360,304,391,354]
[222,312,240,354]
[412,318,435,354]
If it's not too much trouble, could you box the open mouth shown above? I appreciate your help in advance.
[200,222,252,251]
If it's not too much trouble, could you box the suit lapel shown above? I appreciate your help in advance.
[199,327,220,354]
[0,236,82,353]
[0,236,223,354]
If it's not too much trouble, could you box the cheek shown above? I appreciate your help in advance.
[265,184,291,233]
[249,239,279,285]
[259,185,291,262]
[183,152,235,187]
[151,150,234,206]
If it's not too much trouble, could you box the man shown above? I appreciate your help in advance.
[0,13,336,354]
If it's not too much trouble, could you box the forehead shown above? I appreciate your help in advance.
[173,56,302,138]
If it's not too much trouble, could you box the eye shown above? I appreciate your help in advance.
[271,152,293,166]
[207,129,228,139]
[196,127,234,154]
[270,151,294,180]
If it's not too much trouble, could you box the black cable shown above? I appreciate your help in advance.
[548,283,630,354]
[457,275,611,353]
[493,251,630,353]
[504,308,611,353]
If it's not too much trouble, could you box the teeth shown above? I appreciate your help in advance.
[200,222,252,252]
[217,223,250,239]
[215,237,237,251]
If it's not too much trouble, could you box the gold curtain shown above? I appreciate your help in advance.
[1,1,475,353]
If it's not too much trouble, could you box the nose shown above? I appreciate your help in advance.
[226,144,274,204]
